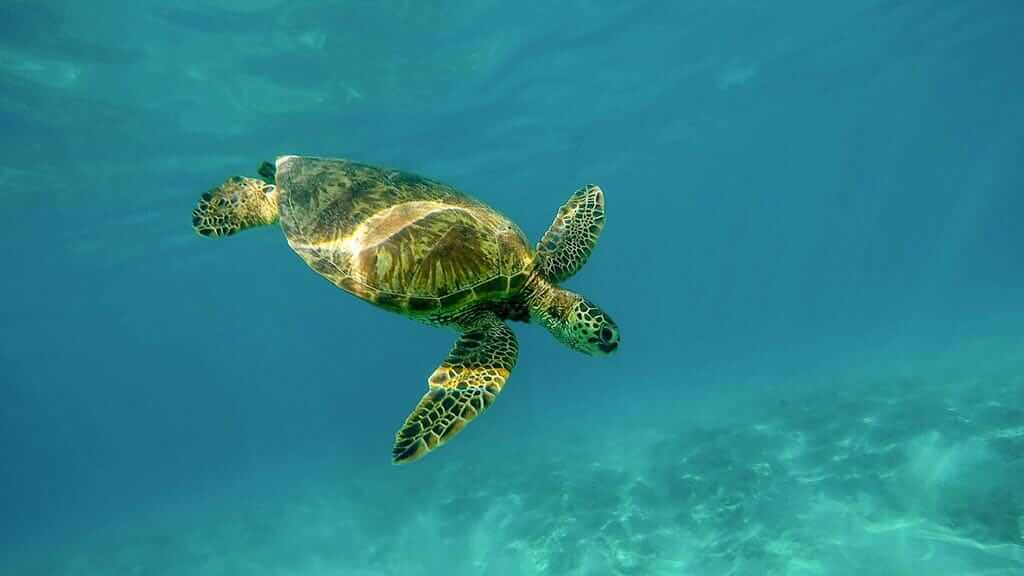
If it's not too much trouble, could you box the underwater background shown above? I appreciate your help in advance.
[2,1,1023,574]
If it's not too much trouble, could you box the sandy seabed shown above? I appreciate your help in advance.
[35,334,1024,576]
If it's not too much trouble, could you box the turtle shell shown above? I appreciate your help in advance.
[275,156,533,317]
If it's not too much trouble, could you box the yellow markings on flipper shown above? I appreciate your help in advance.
[392,312,518,463]
[536,184,605,283]
[192,176,279,238]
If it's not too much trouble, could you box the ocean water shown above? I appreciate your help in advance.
[2,1,1023,574]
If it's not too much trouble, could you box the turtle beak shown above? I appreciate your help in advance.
[598,341,618,354]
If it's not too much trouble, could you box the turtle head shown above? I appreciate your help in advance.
[529,283,619,356]
[192,175,279,238]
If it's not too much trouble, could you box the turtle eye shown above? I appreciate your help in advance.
[600,327,614,342]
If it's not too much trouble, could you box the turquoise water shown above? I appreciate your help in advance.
[2,1,1022,574]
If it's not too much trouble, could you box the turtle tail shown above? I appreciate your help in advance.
[192,176,279,238]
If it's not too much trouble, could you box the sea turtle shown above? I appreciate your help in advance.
[191,155,619,463]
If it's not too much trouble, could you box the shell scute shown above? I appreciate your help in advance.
[275,156,532,316]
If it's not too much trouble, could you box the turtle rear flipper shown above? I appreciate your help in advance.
[535,184,605,283]
[192,176,279,237]
[392,312,518,463]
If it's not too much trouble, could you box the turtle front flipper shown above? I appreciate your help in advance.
[392,312,518,464]
[535,184,605,283]
[191,176,279,237]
